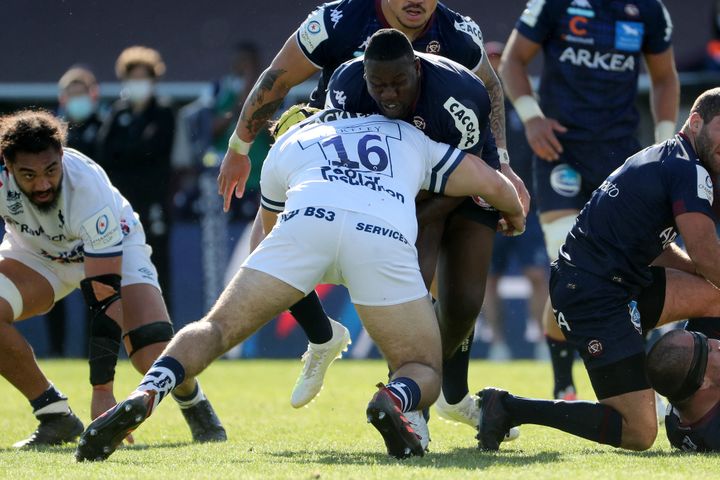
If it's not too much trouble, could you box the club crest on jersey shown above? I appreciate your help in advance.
[426,41,441,54]
[413,116,426,130]
[298,8,329,54]
[453,18,484,49]
[587,339,603,357]
[443,97,479,149]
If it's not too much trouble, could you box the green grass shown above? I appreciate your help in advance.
[1,359,717,479]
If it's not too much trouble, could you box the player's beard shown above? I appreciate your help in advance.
[695,126,718,173]
[26,181,62,213]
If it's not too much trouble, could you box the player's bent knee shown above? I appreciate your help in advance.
[540,215,577,261]
[124,321,174,357]
[0,273,24,320]
[622,420,658,451]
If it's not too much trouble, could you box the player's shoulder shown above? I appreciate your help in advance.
[298,0,371,51]
[62,148,113,192]
[418,53,483,92]
[434,2,485,50]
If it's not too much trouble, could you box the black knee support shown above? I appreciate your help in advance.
[123,321,174,357]
[80,274,122,386]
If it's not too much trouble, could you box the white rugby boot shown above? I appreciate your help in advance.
[291,319,351,408]
[655,392,667,425]
[404,410,430,452]
[436,391,520,441]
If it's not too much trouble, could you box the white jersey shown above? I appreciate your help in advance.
[260,113,466,241]
[0,148,141,264]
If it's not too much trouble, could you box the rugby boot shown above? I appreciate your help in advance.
[366,383,424,459]
[435,391,520,441]
[476,387,514,451]
[404,410,430,452]
[13,410,84,449]
[291,319,351,408]
[181,399,227,442]
[75,391,152,462]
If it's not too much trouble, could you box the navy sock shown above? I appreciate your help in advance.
[547,336,575,397]
[442,331,473,404]
[685,317,720,340]
[30,385,66,412]
[289,291,332,344]
[137,356,186,408]
[503,394,622,447]
[386,377,421,412]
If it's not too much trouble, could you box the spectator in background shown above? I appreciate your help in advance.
[97,46,174,298]
[481,42,548,361]
[47,66,104,356]
[706,1,720,70]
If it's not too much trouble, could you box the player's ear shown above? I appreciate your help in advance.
[689,112,703,134]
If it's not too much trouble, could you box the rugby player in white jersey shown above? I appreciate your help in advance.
[75,108,525,461]
[0,110,226,448]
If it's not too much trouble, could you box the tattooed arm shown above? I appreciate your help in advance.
[474,50,531,216]
[218,35,319,211]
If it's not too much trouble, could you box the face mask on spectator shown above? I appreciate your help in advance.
[122,79,153,104]
[65,95,95,122]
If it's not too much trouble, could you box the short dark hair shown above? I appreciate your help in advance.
[691,87,720,124]
[646,330,694,402]
[364,28,414,63]
[0,110,66,163]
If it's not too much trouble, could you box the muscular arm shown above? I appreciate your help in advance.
[474,53,506,149]
[651,242,695,273]
[498,30,540,104]
[676,212,720,289]
[644,48,680,137]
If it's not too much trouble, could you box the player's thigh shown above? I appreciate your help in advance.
[355,297,441,373]
[120,283,169,331]
[416,218,445,288]
[658,268,720,326]
[0,257,55,321]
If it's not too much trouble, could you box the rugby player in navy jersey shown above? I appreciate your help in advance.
[499,0,680,401]
[215,0,529,421]
[477,88,720,452]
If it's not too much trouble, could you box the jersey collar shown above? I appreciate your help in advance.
[677,132,700,163]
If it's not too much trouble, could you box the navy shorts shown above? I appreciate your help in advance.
[491,210,548,274]
[533,137,641,214]
[453,196,500,229]
[549,259,654,398]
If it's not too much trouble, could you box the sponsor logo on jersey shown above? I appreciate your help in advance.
[413,116,426,130]
[356,222,410,244]
[443,97,480,149]
[598,179,620,197]
[138,266,156,280]
[40,243,84,264]
[320,166,405,204]
[569,16,589,36]
[81,206,121,251]
[615,21,643,51]
[696,164,713,204]
[628,300,642,334]
[558,46,635,72]
[426,40,441,54]
[298,8,329,54]
[659,226,677,249]
[568,0,595,17]
[453,18,484,49]
[550,164,581,197]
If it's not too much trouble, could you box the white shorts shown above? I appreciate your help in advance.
[243,206,427,306]
[0,230,160,303]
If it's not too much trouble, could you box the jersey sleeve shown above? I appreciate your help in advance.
[324,61,362,111]
[259,148,287,213]
[664,158,715,220]
[70,180,124,258]
[419,134,467,195]
[449,14,485,72]
[642,0,673,54]
[295,2,342,69]
[515,0,560,43]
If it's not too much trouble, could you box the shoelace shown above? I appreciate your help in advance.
[300,348,329,378]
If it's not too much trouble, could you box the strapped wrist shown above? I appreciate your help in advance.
[498,147,510,165]
[228,131,253,155]
[513,95,544,123]
[654,120,676,143]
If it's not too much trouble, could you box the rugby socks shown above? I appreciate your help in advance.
[386,377,421,413]
[547,336,576,398]
[685,317,720,339]
[441,332,473,404]
[30,384,71,416]
[289,291,333,344]
[172,380,206,409]
[503,394,623,447]
[136,356,186,414]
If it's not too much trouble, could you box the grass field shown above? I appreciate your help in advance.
[1,359,717,479]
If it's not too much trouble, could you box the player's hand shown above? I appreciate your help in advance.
[91,384,135,444]
[498,211,526,237]
[217,149,251,212]
[524,116,567,162]
[500,163,531,216]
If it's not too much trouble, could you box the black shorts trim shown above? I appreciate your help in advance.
[587,352,650,400]
[637,266,666,334]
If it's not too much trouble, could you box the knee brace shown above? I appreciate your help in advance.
[124,321,174,357]
[540,215,577,262]
[0,273,23,320]
[80,274,122,386]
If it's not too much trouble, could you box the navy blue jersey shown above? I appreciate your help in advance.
[296,0,486,106]
[666,402,720,452]
[325,52,498,166]
[516,0,672,141]
[560,134,715,289]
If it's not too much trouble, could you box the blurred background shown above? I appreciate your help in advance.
[1,0,718,360]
